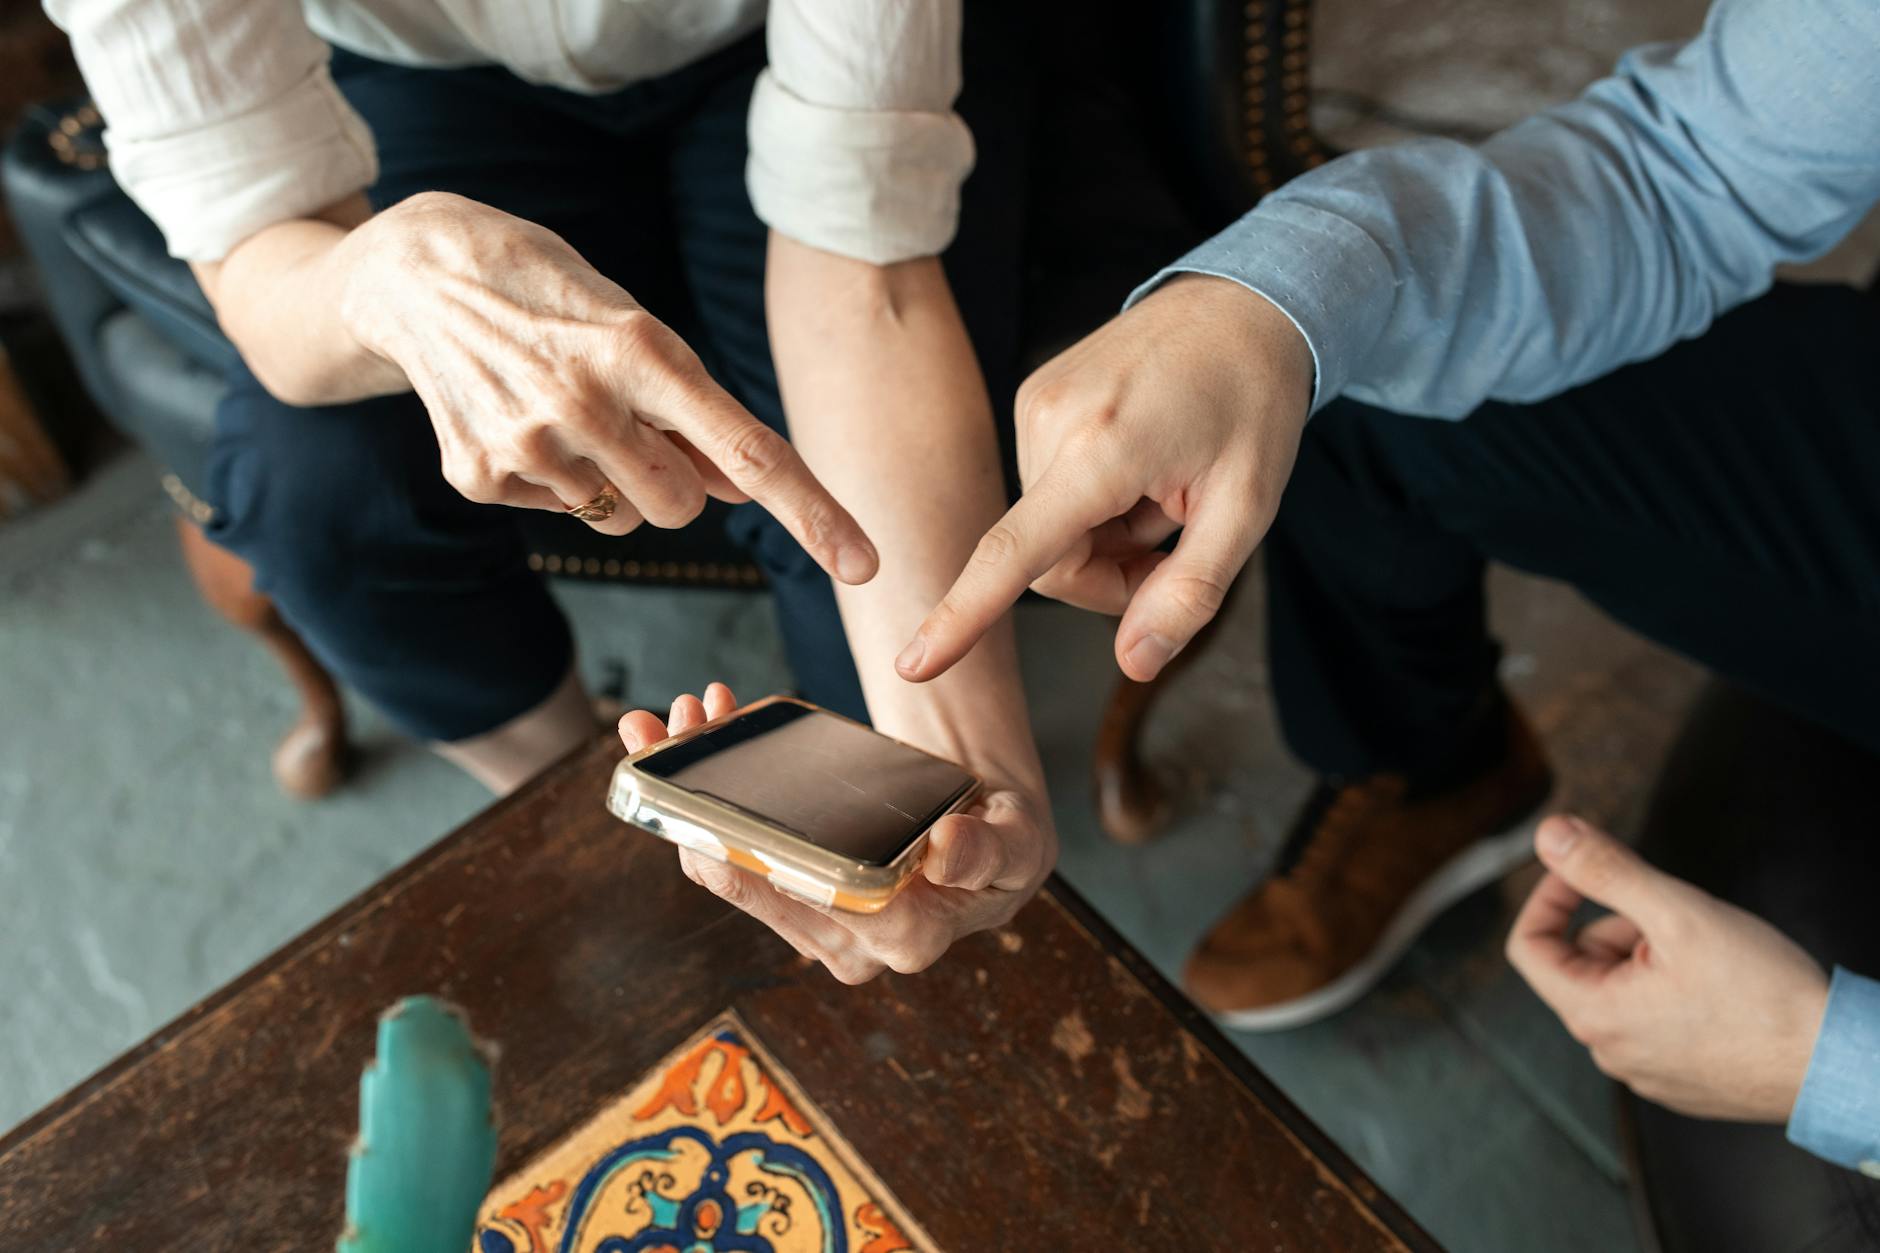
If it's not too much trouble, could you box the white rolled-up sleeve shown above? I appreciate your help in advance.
[747,0,973,265]
[45,0,378,261]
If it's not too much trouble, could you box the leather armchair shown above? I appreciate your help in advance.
[2,0,1327,799]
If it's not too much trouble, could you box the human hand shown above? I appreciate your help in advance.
[1506,814,1830,1121]
[617,684,1057,983]
[336,192,875,580]
[894,274,1313,684]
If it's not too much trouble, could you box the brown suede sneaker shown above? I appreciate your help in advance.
[1184,704,1553,1031]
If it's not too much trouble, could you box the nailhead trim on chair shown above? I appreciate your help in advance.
[1244,0,1331,196]
[161,471,762,586]
[47,104,105,170]
[526,551,765,587]
[160,472,215,525]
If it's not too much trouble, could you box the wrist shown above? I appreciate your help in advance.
[332,210,398,364]
[866,703,1044,798]
[1774,973,1833,1119]
[909,724,1046,801]
[1167,273,1314,395]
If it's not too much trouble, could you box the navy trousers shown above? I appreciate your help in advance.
[1267,282,1880,778]
[206,29,1027,741]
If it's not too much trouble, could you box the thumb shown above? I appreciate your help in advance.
[1112,493,1259,681]
[923,814,1019,893]
[1535,815,1681,932]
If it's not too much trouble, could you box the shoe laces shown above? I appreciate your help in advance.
[1279,776,1406,896]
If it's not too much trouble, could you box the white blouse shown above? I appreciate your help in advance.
[43,0,974,265]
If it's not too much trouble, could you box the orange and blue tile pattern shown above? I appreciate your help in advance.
[473,1014,930,1253]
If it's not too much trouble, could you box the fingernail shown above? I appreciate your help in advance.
[895,637,926,676]
[1539,816,1582,859]
[837,543,876,584]
[1124,633,1174,677]
[924,824,957,874]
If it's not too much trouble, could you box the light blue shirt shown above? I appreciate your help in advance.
[1791,968,1880,1175]
[1130,0,1880,1170]
[1132,0,1880,419]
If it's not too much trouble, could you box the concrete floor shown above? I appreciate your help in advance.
[6,0,1872,1248]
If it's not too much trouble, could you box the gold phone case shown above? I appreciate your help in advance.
[606,695,982,913]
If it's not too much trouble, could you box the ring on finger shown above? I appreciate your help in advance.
[566,482,620,523]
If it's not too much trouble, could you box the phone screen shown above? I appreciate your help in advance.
[637,702,978,865]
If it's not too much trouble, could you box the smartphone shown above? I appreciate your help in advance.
[607,695,982,913]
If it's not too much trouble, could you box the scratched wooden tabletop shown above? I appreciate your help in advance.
[0,735,1436,1251]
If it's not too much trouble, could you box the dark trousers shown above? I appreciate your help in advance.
[1625,683,1880,1252]
[1267,282,1880,778]
[206,26,1026,741]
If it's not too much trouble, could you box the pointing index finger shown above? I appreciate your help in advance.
[665,377,879,585]
[898,462,1120,682]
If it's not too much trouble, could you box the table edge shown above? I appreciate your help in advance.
[1043,874,1441,1252]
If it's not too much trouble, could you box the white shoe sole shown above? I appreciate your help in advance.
[1214,814,1543,1033]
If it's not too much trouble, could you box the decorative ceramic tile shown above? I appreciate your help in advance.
[473,1013,933,1253]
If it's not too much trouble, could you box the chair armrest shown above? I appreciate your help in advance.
[3,100,130,418]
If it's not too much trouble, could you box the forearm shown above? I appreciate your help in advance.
[765,233,1043,794]
[190,194,406,405]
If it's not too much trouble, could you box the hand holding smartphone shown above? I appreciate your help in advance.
[609,695,983,912]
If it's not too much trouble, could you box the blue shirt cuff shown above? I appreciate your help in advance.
[1121,199,1396,416]
[1786,967,1880,1174]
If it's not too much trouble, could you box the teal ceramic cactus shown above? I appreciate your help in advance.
[337,997,498,1253]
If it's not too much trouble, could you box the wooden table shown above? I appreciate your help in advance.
[0,737,1437,1250]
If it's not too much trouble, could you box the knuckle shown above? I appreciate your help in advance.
[1563,1011,1605,1048]
[699,863,751,907]
[1588,1045,1634,1082]
[509,422,560,466]
[1163,569,1232,622]
[643,502,702,531]
[607,309,676,369]
[655,489,707,528]
[885,940,943,976]
[446,459,500,505]
[828,956,885,986]
[716,420,787,484]
[783,504,830,560]
[1014,375,1057,426]
[972,524,1023,573]
[652,467,709,521]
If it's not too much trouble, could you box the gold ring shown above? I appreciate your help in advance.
[566,483,619,523]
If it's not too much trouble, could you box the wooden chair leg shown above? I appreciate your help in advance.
[1091,582,1239,845]
[173,515,349,798]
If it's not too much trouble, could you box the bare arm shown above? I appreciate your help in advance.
[764,233,1044,800]
[189,193,398,405]
[615,234,1056,983]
